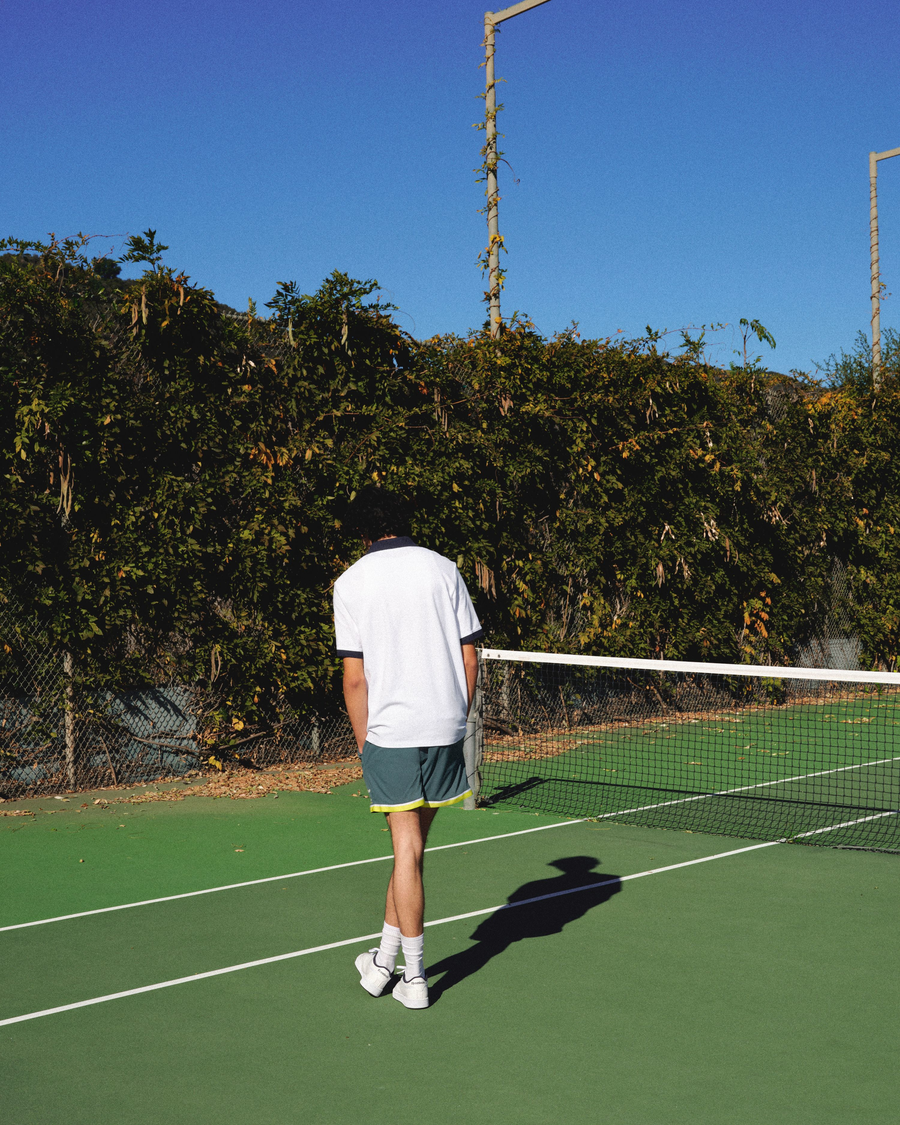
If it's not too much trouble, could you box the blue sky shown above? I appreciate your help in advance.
[4,0,900,376]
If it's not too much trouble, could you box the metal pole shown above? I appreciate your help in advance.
[481,1,553,339]
[868,146,900,393]
[870,151,882,390]
[485,13,501,337]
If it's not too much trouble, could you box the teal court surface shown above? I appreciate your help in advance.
[2,776,898,1125]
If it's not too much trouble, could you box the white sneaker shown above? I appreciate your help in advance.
[392,975,429,1009]
[355,949,392,997]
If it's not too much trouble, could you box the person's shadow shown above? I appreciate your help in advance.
[427,855,621,1002]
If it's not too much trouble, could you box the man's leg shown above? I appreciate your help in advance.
[356,806,436,1000]
[384,806,438,936]
[381,807,436,1007]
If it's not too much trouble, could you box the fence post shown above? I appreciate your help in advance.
[63,650,77,788]
[311,716,321,758]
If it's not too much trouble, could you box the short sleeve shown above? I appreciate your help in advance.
[454,568,484,645]
[333,583,363,658]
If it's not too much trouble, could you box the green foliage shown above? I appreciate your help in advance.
[120,229,170,271]
[0,245,421,727]
[823,382,900,665]
[818,327,900,394]
[92,256,121,280]
[3,234,900,744]
[733,317,777,369]
[406,322,833,665]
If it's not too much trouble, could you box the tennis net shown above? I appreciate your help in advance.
[473,649,900,852]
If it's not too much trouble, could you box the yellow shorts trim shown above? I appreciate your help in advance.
[370,789,472,814]
[425,790,472,809]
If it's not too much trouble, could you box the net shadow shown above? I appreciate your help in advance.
[481,773,900,848]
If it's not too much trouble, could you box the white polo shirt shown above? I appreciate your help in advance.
[333,537,484,748]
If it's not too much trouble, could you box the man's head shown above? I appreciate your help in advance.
[343,485,412,543]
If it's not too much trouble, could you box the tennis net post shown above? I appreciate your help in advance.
[462,660,484,809]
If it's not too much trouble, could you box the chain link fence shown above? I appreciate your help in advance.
[0,591,355,801]
[0,567,864,803]
[0,300,366,802]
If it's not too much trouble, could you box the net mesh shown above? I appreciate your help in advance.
[475,650,900,852]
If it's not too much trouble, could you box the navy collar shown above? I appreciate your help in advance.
[366,535,417,554]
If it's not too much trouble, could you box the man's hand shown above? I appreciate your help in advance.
[462,643,478,714]
[342,657,368,751]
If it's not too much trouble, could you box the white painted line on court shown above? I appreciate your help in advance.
[422,838,784,925]
[6,745,898,935]
[0,818,588,933]
[791,808,899,839]
[0,929,378,1027]
[589,754,900,822]
[6,746,897,936]
[0,837,781,1028]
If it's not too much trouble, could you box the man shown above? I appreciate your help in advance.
[334,486,483,1010]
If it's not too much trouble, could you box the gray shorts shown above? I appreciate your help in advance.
[360,739,471,813]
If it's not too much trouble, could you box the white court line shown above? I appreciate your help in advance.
[4,809,894,1028]
[587,754,900,822]
[792,808,899,839]
[0,818,588,933]
[0,838,782,1028]
[5,746,898,935]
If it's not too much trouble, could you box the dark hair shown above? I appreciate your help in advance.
[343,485,412,541]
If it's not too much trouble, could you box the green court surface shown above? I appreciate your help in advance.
[2,779,899,1125]
[481,693,900,847]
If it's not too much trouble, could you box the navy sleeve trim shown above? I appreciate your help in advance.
[460,628,485,645]
[336,649,364,659]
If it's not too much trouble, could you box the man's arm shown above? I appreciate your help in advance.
[342,657,368,751]
[462,643,478,715]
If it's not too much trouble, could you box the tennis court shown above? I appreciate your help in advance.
[2,770,898,1125]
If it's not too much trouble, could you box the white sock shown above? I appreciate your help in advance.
[400,932,425,981]
[376,923,402,973]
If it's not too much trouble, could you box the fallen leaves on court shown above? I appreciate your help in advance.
[0,761,364,813]
[107,763,363,805]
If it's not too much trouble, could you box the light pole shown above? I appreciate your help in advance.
[869,145,900,391]
[483,0,552,338]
